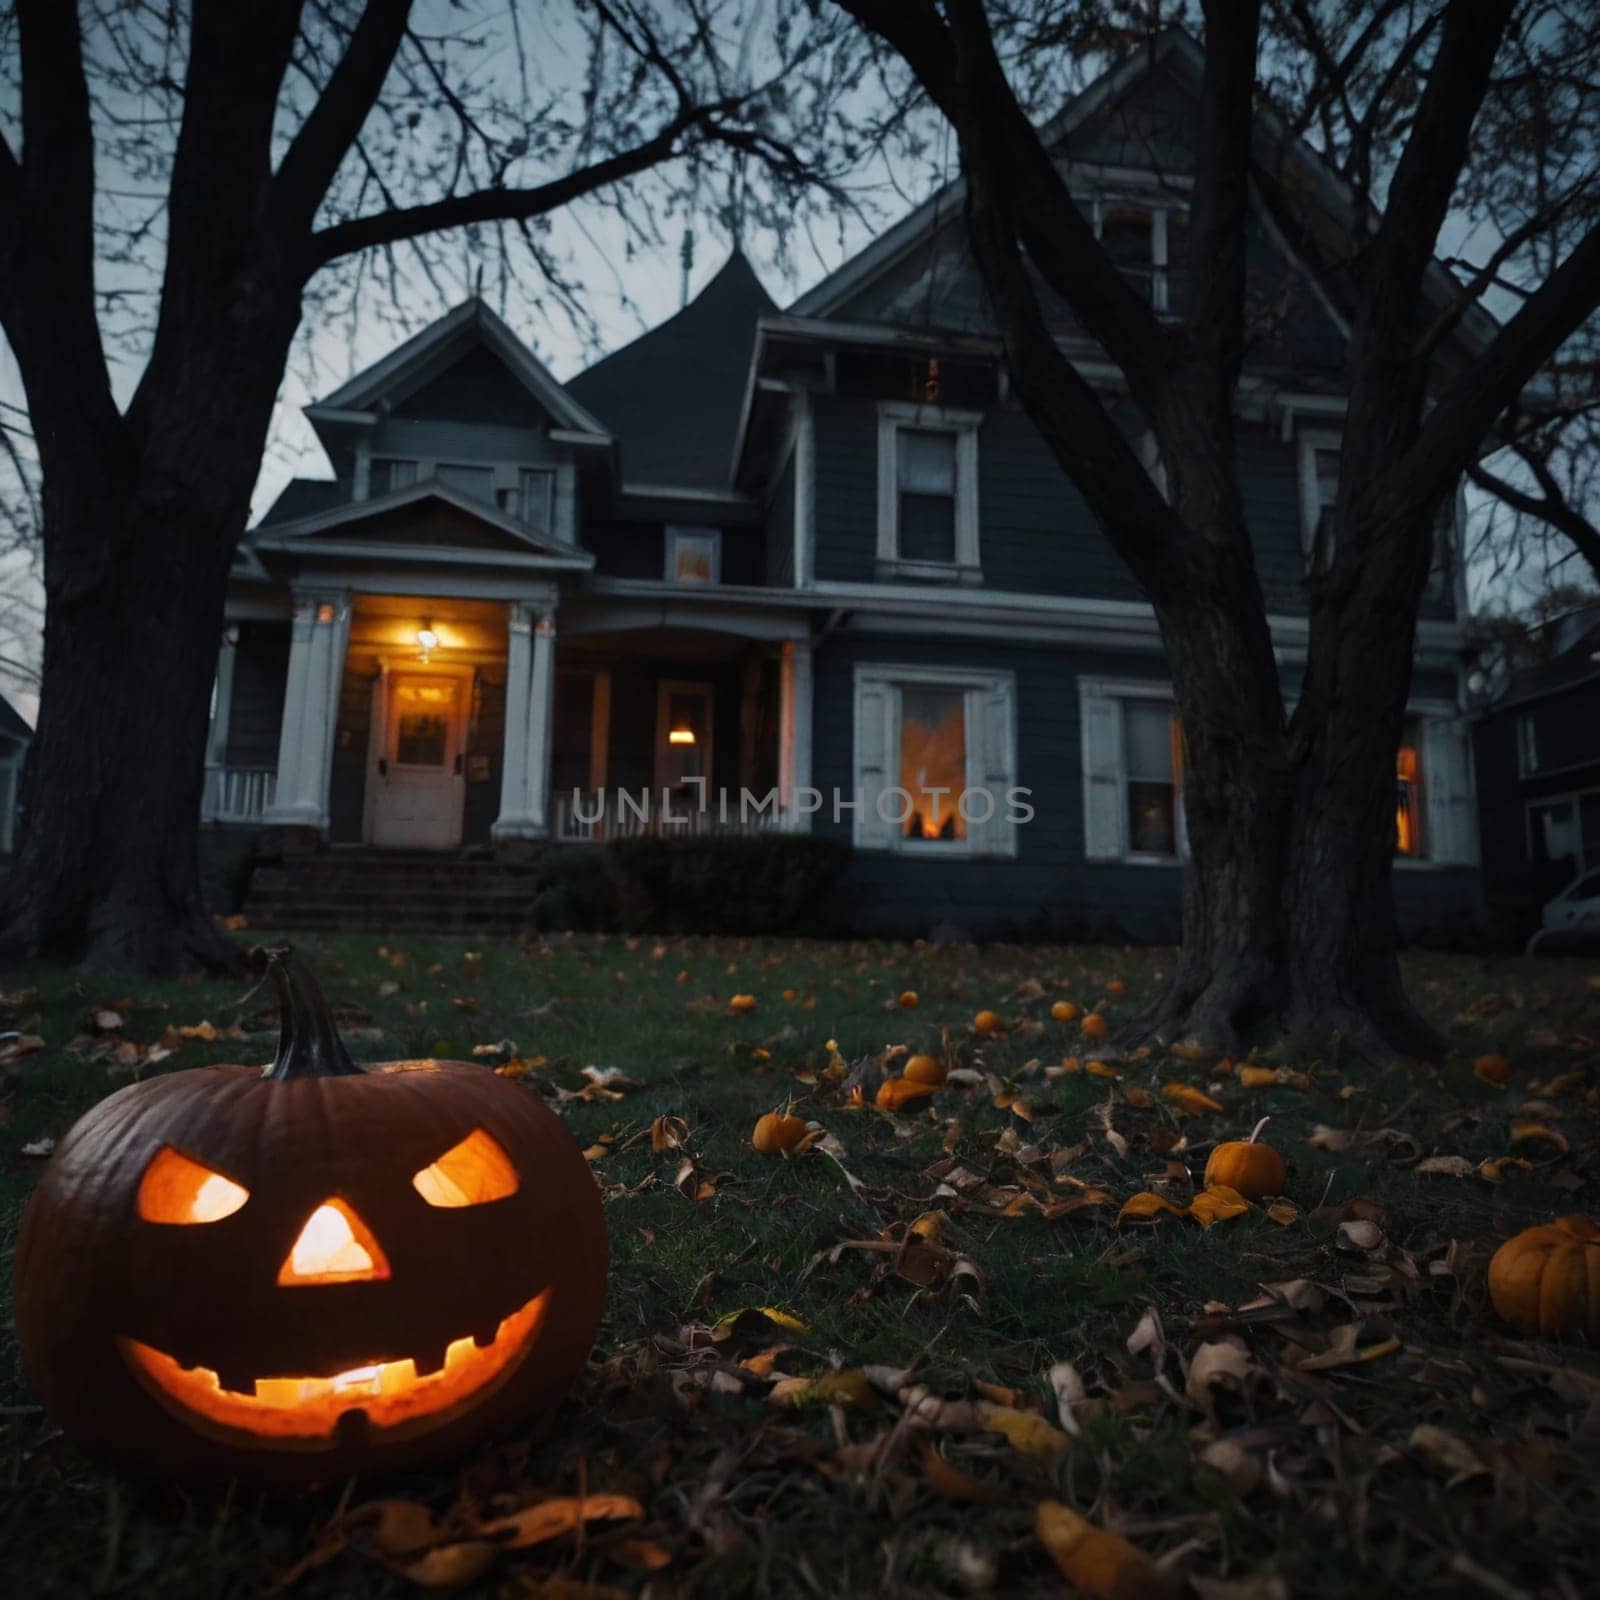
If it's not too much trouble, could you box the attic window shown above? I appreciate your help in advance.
[517,470,554,534]
[666,527,720,585]
[370,458,418,496]
[1085,198,1188,315]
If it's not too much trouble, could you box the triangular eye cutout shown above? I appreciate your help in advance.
[138,1146,250,1224]
[412,1128,520,1207]
[278,1199,391,1285]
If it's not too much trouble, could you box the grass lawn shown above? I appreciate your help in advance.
[2,932,1597,1599]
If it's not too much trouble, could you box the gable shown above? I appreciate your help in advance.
[249,482,592,571]
[391,344,550,428]
[308,299,610,444]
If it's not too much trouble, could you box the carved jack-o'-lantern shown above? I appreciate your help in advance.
[14,948,606,1486]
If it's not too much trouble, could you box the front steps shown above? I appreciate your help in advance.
[241,849,548,935]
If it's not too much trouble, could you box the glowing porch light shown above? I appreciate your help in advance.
[668,727,697,746]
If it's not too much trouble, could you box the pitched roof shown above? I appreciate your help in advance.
[251,477,594,570]
[309,298,611,440]
[257,477,346,528]
[566,251,778,492]
[1493,612,1600,713]
[0,688,31,743]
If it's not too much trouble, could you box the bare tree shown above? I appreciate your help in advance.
[834,0,1600,1055]
[0,0,857,973]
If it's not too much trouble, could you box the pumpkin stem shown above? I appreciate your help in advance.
[1248,1116,1271,1145]
[251,946,363,1080]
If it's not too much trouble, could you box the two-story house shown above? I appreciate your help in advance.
[209,31,1483,941]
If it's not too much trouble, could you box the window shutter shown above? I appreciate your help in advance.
[1424,716,1476,865]
[1081,688,1124,861]
[969,678,1018,858]
[853,675,895,851]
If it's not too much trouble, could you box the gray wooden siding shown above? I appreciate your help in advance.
[766,452,796,586]
[586,522,665,580]
[810,631,1482,941]
[810,391,1340,610]
[224,622,289,768]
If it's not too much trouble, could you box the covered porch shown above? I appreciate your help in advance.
[202,591,814,848]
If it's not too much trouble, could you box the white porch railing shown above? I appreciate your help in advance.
[205,766,277,824]
[553,789,788,844]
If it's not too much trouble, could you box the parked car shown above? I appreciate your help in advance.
[1526,868,1600,955]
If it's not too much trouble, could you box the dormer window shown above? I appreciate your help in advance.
[876,402,981,582]
[370,458,418,496]
[666,527,720,584]
[517,469,554,535]
[1085,197,1188,315]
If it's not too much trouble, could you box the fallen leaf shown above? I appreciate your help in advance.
[477,1494,643,1549]
[921,1440,1005,1502]
[1414,1154,1475,1178]
[1187,1186,1252,1228]
[1408,1424,1489,1485]
[1163,1082,1224,1114]
[1186,1337,1256,1407]
[1034,1500,1173,1599]
[398,1542,497,1589]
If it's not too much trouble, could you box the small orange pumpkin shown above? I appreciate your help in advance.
[1473,1053,1510,1086]
[1106,978,1126,996]
[1487,1215,1600,1338]
[1080,1013,1108,1041]
[899,991,919,1009]
[752,1111,809,1155]
[1050,1001,1080,1023]
[1204,1119,1286,1200]
[728,994,757,1013]
[876,1077,936,1111]
[974,1010,1002,1036]
[903,1054,945,1087]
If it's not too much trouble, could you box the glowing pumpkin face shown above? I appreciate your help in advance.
[14,949,606,1486]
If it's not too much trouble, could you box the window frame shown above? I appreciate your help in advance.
[875,402,982,583]
[1297,428,1342,565]
[852,662,1018,859]
[1516,713,1539,778]
[1078,192,1189,314]
[1079,678,1189,867]
[1524,787,1599,873]
[664,525,722,586]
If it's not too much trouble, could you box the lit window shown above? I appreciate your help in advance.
[666,527,720,585]
[853,665,1018,857]
[877,403,981,578]
[1124,701,1181,857]
[1395,731,1424,858]
[899,687,967,843]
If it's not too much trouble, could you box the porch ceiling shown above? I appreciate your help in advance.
[558,626,755,664]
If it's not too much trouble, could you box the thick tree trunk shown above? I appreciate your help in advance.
[1122,513,1447,1062]
[0,279,298,976]
[0,497,245,973]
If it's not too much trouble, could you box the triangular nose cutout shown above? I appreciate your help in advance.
[278,1198,392,1285]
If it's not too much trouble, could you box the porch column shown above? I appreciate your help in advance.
[778,635,813,832]
[201,623,239,822]
[493,600,557,841]
[263,590,351,831]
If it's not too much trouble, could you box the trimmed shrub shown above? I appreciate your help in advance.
[605,834,851,935]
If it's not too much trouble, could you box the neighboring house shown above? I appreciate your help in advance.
[213,30,1485,941]
[1473,603,1600,943]
[0,689,30,855]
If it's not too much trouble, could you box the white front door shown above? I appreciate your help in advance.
[371,673,467,849]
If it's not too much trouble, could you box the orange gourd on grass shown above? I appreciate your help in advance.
[1051,1001,1080,1023]
[974,1010,1002,1036]
[1080,1013,1108,1041]
[752,1112,809,1155]
[876,1077,936,1111]
[1203,1118,1286,1200]
[1487,1215,1600,1338]
[903,1054,945,1087]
